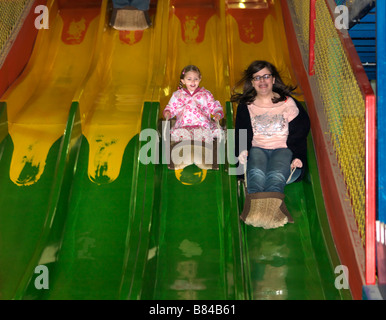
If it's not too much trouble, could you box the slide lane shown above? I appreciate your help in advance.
[25,2,163,299]
[137,0,246,300]
[226,1,351,299]
[0,0,103,299]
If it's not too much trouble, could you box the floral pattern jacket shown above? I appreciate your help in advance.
[163,87,224,141]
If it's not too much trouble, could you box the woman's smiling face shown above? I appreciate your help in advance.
[251,67,275,96]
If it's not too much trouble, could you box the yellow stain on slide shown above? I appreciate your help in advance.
[8,124,60,186]
[183,16,200,43]
[174,166,207,186]
[66,18,87,42]
[86,125,134,184]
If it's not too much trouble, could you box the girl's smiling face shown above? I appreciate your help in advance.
[181,71,201,93]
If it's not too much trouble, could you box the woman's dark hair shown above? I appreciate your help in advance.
[230,60,297,104]
[178,65,202,89]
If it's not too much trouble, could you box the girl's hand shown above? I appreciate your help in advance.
[164,111,171,120]
[213,113,222,121]
[238,150,248,165]
[291,158,303,169]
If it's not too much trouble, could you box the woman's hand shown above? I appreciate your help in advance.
[238,150,248,165]
[290,158,303,169]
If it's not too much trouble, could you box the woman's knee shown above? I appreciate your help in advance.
[247,168,266,193]
[266,170,286,183]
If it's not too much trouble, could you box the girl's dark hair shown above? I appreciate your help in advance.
[230,60,297,104]
[178,65,202,89]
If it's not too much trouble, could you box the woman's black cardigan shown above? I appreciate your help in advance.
[234,97,311,182]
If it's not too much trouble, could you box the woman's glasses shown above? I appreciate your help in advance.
[252,74,272,82]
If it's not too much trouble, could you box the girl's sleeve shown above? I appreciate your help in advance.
[163,91,179,118]
[206,91,224,118]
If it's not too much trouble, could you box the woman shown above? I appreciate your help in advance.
[232,60,310,229]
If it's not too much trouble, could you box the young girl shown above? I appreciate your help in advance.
[163,65,224,142]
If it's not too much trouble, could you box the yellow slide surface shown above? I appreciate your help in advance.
[1,0,166,187]
[225,0,302,103]
[2,1,102,186]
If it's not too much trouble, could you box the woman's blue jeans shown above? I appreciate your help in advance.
[246,147,300,194]
[112,0,150,10]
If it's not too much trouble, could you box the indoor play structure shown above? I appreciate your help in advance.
[0,0,383,300]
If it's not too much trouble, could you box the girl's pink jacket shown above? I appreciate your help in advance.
[163,87,224,130]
